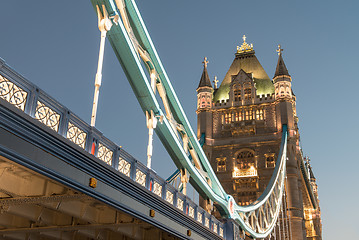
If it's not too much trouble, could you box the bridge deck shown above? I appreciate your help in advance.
[0,58,239,239]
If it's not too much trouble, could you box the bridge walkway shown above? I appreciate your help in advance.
[0,58,236,239]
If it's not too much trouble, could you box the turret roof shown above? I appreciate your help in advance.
[197,57,212,89]
[274,45,290,77]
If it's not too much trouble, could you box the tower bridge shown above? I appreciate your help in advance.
[0,0,322,239]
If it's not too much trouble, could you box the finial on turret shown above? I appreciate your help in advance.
[213,76,219,89]
[277,44,283,55]
[202,57,209,68]
[237,35,254,53]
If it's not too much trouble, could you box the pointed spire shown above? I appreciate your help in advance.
[197,57,212,89]
[274,44,290,77]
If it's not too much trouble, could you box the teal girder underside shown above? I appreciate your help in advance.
[90,0,288,238]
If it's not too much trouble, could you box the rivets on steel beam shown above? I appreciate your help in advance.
[149,209,155,217]
[187,230,191,236]
[89,178,97,188]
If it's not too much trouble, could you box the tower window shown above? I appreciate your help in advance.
[245,109,253,120]
[280,85,285,95]
[198,93,211,108]
[244,88,251,100]
[234,88,241,101]
[224,113,231,124]
[216,158,226,172]
[256,109,264,120]
[265,154,275,168]
[201,95,206,108]
[236,151,255,169]
[234,110,242,122]
[233,150,257,178]
[207,96,211,106]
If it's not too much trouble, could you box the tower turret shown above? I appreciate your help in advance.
[273,45,297,131]
[196,57,213,139]
[196,57,213,109]
[273,45,292,100]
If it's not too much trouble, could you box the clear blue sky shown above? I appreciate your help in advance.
[1,0,358,239]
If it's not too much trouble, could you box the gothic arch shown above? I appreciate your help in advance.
[234,148,256,170]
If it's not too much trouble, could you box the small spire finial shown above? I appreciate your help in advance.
[202,57,209,68]
[277,44,283,55]
[243,35,247,43]
[213,76,219,89]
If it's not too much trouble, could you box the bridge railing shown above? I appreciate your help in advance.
[0,58,225,238]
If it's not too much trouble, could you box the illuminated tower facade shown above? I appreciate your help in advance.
[196,36,322,239]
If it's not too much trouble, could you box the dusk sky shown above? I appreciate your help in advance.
[1,0,358,239]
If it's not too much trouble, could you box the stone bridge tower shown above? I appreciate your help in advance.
[196,36,322,239]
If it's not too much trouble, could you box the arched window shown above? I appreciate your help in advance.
[286,86,290,96]
[244,88,252,100]
[280,85,285,95]
[233,151,257,178]
[207,95,211,106]
[234,86,241,102]
[236,150,255,170]
[201,95,206,108]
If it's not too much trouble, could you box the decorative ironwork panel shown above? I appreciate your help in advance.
[135,169,146,187]
[177,198,183,211]
[197,212,203,223]
[35,101,60,132]
[219,228,224,237]
[66,122,87,149]
[165,191,173,204]
[188,206,194,218]
[153,181,162,197]
[0,75,28,111]
[97,143,113,165]
[205,218,210,228]
[213,223,218,233]
[118,157,131,177]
